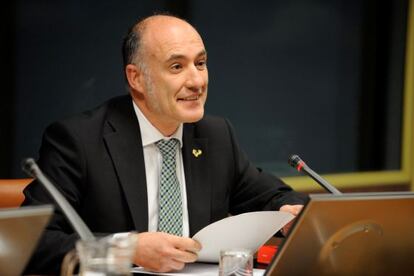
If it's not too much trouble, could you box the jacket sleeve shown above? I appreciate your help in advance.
[22,121,86,274]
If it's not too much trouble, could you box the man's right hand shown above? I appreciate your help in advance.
[132,232,202,272]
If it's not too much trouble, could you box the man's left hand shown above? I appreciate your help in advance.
[279,204,303,216]
[279,204,304,235]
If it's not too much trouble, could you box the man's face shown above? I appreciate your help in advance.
[138,18,208,132]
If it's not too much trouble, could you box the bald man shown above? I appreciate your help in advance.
[23,15,307,274]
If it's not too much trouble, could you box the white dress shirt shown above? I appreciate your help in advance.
[132,101,189,237]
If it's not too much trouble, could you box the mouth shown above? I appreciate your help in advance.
[177,94,201,101]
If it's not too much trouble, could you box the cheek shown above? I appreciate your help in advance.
[159,78,181,93]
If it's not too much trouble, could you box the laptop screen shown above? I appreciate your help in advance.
[0,205,53,276]
[265,192,414,276]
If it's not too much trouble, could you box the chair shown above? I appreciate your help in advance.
[0,179,32,208]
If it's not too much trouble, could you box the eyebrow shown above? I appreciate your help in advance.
[165,49,207,63]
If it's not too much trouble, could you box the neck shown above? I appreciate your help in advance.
[133,98,179,137]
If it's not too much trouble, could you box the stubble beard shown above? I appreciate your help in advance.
[143,71,162,114]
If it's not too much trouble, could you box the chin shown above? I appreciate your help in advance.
[181,110,204,123]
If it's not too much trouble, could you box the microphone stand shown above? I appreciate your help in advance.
[288,154,342,195]
[22,158,95,241]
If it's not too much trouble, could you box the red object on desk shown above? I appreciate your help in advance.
[257,245,278,264]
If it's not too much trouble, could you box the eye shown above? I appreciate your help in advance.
[170,63,183,72]
[196,59,207,70]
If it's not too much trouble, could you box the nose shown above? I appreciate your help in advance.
[185,65,207,92]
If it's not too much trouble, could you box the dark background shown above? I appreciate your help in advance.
[0,0,408,178]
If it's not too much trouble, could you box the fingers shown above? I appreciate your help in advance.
[169,234,202,253]
[166,259,186,271]
[171,247,199,263]
[279,204,304,216]
[281,220,294,236]
[133,232,202,273]
[166,234,201,263]
[279,205,304,236]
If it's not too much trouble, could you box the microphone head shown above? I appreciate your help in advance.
[22,158,37,177]
[288,154,303,168]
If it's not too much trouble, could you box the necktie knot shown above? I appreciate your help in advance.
[156,139,179,159]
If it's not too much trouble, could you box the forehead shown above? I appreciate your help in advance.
[142,18,206,61]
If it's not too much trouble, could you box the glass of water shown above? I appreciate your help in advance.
[219,249,253,276]
[76,233,136,276]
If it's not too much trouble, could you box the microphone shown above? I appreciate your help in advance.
[288,154,342,195]
[22,158,95,240]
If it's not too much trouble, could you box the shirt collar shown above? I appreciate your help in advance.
[132,100,183,148]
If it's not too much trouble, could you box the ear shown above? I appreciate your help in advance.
[125,64,145,93]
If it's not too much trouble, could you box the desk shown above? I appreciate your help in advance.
[132,263,266,275]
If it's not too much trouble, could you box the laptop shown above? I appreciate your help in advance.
[0,205,53,276]
[265,192,414,276]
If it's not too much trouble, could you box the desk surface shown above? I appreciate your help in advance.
[132,263,265,276]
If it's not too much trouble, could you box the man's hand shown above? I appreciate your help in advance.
[279,204,303,216]
[279,204,304,235]
[132,232,202,273]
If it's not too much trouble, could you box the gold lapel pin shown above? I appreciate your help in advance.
[192,149,202,158]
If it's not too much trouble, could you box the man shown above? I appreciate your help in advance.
[23,15,307,274]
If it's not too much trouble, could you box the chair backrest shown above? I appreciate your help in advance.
[0,179,32,208]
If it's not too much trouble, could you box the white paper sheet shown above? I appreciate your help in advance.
[132,263,265,276]
[192,211,294,262]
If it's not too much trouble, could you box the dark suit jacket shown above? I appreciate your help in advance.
[22,95,306,274]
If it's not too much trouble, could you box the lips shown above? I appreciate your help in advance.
[178,95,200,101]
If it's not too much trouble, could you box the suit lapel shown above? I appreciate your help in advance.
[183,124,211,236]
[103,96,148,232]
[101,96,212,235]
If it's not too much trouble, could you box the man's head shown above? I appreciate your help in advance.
[123,15,208,136]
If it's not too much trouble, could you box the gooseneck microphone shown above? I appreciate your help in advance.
[22,158,95,240]
[288,154,342,195]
